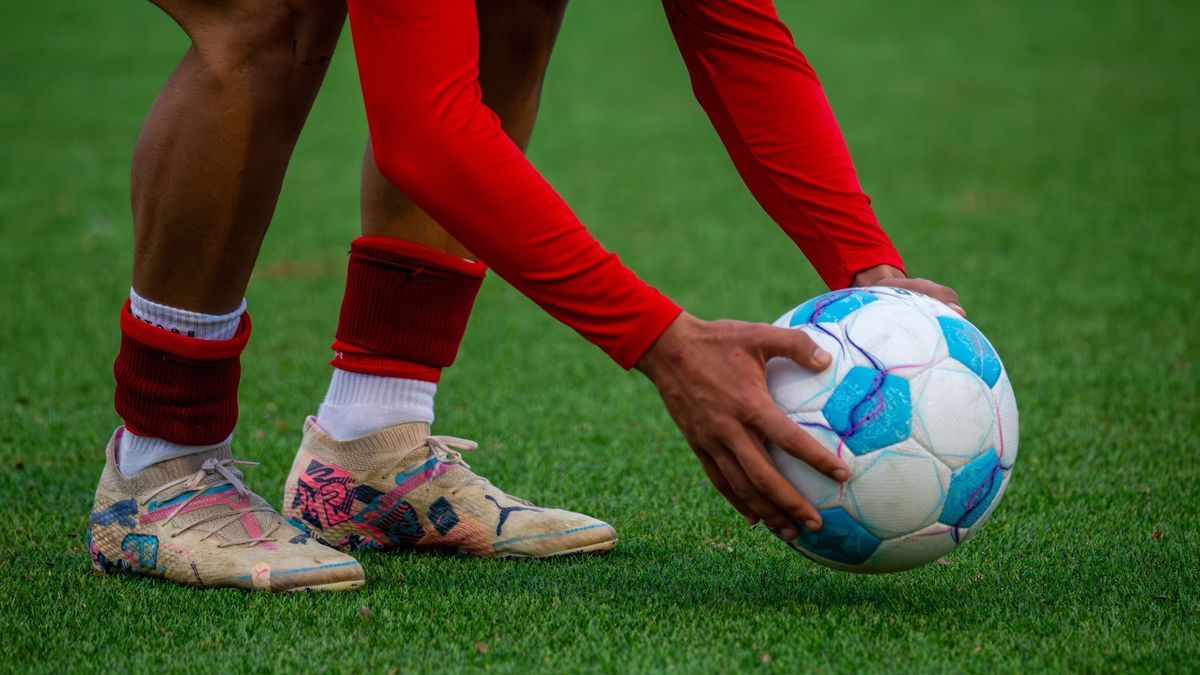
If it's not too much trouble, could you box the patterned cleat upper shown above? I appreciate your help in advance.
[283,418,617,558]
[88,428,365,592]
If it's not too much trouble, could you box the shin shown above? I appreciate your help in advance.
[117,0,346,471]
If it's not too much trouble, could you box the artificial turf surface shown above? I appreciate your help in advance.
[1,0,1197,672]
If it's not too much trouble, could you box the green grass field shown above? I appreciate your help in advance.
[2,1,1198,672]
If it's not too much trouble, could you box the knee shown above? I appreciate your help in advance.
[504,1,567,57]
[478,0,568,83]
[663,0,774,33]
[176,0,345,88]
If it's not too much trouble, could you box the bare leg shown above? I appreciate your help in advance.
[98,2,370,594]
[131,0,347,312]
[359,0,570,258]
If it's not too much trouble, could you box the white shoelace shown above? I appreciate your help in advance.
[426,435,478,466]
[143,458,280,548]
[424,436,530,505]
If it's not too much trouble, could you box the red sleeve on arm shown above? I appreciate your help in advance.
[346,0,680,368]
[663,0,905,289]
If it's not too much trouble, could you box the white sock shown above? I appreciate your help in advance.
[315,369,436,441]
[129,287,245,340]
[118,288,246,476]
[118,431,232,477]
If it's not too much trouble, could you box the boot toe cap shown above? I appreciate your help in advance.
[496,513,617,558]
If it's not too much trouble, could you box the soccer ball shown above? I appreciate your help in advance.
[767,286,1017,573]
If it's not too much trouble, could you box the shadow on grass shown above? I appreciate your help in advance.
[347,541,960,614]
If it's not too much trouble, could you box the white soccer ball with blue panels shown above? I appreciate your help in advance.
[767,286,1018,573]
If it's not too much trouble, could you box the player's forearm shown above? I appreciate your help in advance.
[348,0,681,368]
[663,0,904,288]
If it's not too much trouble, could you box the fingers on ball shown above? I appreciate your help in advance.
[753,401,850,482]
[723,426,823,529]
[753,325,831,370]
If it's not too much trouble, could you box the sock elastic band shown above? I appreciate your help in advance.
[129,288,245,341]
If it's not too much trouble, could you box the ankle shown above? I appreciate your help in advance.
[117,428,231,477]
[315,369,435,441]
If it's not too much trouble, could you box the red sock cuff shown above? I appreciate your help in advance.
[332,237,486,382]
[352,236,488,277]
[119,299,251,358]
[114,300,250,445]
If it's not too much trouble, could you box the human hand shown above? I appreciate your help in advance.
[636,312,851,540]
[851,264,965,317]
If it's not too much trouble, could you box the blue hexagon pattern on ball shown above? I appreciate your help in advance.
[789,507,881,565]
[938,448,1004,529]
[938,315,1002,387]
[820,366,911,455]
[766,286,1018,573]
[788,288,877,326]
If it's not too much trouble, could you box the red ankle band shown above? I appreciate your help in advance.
[332,237,487,382]
[113,300,250,445]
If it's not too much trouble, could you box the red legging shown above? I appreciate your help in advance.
[346,0,902,369]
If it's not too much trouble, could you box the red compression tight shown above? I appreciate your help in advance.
[347,0,901,368]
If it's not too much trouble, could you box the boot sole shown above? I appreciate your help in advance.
[92,563,367,593]
[92,547,365,592]
[500,537,618,559]
[284,579,366,593]
[296,518,618,559]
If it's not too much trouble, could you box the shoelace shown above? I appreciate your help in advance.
[143,458,281,548]
[425,436,532,505]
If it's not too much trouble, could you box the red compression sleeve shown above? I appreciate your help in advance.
[663,0,905,289]
[346,0,681,369]
[332,237,486,382]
